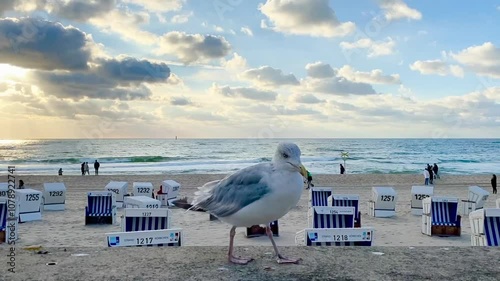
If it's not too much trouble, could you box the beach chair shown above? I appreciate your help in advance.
[121,208,171,232]
[368,187,397,217]
[309,187,333,207]
[132,182,154,197]
[0,198,19,243]
[328,194,362,227]
[106,208,182,247]
[411,186,434,215]
[295,228,374,246]
[421,197,461,236]
[15,189,42,222]
[496,198,500,209]
[460,186,489,216]
[0,183,8,199]
[245,220,279,238]
[469,208,500,246]
[124,196,161,209]
[85,191,117,225]
[104,181,128,208]
[42,183,66,211]
[156,180,181,207]
[308,206,355,228]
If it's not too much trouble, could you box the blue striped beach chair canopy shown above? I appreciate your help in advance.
[470,208,500,246]
[428,197,460,226]
[0,199,6,231]
[87,191,115,216]
[122,208,171,232]
[309,187,333,207]
[309,206,355,229]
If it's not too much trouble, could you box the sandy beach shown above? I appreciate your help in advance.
[1,173,499,280]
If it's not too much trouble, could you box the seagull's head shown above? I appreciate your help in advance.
[273,142,307,178]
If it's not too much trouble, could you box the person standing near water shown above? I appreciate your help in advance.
[94,160,100,175]
[340,164,345,174]
[81,162,85,175]
[492,174,497,194]
[424,168,430,185]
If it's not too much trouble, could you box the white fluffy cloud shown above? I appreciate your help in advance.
[450,42,500,79]
[210,84,278,101]
[410,60,464,78]
[259,0,355,38]
[305,62,336,78]
[240,66,299,87]
[121,0,183,12]
[171,12,193,24]
[340,37,396,58]
[156,32,232,64]
[378,0,422,21]
[338,65,401,84]
[221,53,248,71]
[240,26,253,36]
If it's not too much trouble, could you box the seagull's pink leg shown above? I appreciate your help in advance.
[228,226,254,265]
[265,225,301,264]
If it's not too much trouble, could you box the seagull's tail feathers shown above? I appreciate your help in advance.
[190,179,221,211]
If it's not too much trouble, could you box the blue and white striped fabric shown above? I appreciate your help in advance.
[0,202,6,231]
[331,198,360,223]
[484,216,500,246]
[86,195,112,216]
[310,189,332,207]
[311,208,354,229]
[431,201,459,226]
[124,216,169,232]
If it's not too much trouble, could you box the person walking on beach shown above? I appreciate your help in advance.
[18,180,25,189]
[94,160,100,175]
[306,170,314,189]
[424,168,430,185]
[340,164,345,175]
[427,164,434,185]
[433,163,440,179]
[81,162,85,175]
[492,174,497,194]
[84,162,90,175]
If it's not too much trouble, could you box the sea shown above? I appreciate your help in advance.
[0,138,499,176]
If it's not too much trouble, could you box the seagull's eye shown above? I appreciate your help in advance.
[282,153,289,158]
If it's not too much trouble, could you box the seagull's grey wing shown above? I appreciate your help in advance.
[192,163,273,218]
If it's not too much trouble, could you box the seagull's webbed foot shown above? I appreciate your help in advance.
[276,254,301,264]
[229,255,254,265]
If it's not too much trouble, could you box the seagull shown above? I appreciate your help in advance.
[190,142,307,265]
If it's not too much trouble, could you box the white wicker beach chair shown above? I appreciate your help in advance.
[105,181,128,208]
[132,182,154,197]
[156,180,181,207]
[411,186,434,215]
[15,188,42,222]
[309,187,333,207]
[124,196,161,209]
[0,198,18,242]
[470,208,500,246]
[328,194,362,227]
[460,186,489,216]
[85,191,117,225]
[368,187,397,217]
[422,197,461,236]
[0,183,8,199]
[43,183,66,211]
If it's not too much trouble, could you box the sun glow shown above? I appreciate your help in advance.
[0,64,28,79]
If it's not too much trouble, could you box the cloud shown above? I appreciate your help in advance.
[171,12,193,24]
[302,76,377,96]
[259,0,355,38]
[121,0,184,12]
[292,93,325,104]
[338,65,402,84]
[240,66,299,87]
[156,31,232,64]
[305,62,336,78]
[0,17,94,70]
[377,0,422,21]
[340,37,396,58]
[221,52,248,71]
[240,26,253,36]
[49,0,117,22]
[0,0,17,15]
[450,42,500,79]
[95,56,171,84]
[210,84,278,101]
[410,59,464,77]
[170,96,192,106]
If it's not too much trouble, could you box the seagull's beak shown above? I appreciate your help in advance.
[299,164,307,178]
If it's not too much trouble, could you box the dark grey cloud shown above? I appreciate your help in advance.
[157,31,232,63]
[0,17,92,70]
[305,62,336,78]
[52,0,116,22]
[240,66,299,87]
[0,0,16,15]
[96,57,171,84]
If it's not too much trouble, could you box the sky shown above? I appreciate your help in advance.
[0,0,499,139]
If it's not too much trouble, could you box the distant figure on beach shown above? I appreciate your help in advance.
[433,163,439,179]
[81,162,85,175]
[18,180,25,189]
[492,174,497,194]
[340,164,345,174]
[94,160,100,175]
[84,162,90,175]
[58,168,63,176]
[306,170,314,189]
[427,164,434,185]
[424,168,430,185]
